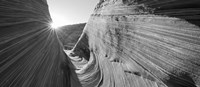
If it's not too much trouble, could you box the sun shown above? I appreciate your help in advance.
[50,22,60,29]
[50,13,69,29]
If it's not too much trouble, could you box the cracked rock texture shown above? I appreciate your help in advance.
[0,0,200,87]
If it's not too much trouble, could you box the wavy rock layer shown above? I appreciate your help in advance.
[69,0,200,87]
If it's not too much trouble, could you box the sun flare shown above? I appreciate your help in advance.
[50,13,69,29]
[50,22,60,29]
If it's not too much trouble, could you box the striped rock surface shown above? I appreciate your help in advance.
[69,0,200,87]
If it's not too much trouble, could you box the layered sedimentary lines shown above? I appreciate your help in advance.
[69,0,200,87]
[0,0,200,87]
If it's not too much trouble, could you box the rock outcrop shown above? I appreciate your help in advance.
[69,0,200,87]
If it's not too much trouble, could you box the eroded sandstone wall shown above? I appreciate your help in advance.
[0,0,81,87]
[70,0,200,87]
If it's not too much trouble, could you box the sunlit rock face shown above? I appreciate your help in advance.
[70,0,200,87]
[0,0,81,87]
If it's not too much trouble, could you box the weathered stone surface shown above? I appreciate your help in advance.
[69,0,200,87]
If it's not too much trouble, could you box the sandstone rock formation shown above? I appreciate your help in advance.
[0,0,200,87]
[0,0,81,87]
[69,0,200,87]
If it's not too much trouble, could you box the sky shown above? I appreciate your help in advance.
[47,0,99,26]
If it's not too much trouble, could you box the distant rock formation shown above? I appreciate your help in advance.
[69,0,200,87]
[57,23,86,50]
